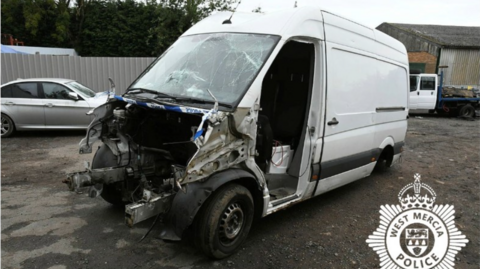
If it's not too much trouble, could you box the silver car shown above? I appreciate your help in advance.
[1,78,108,137]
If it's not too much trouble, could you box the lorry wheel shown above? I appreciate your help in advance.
[194,184,254,259]
[458,105,475,118]
[92,145,126,206]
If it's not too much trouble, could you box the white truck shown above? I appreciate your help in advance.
[409,71,480,117]
[64,7,409,258]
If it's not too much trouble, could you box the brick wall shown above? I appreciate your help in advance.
[408,52,437,73]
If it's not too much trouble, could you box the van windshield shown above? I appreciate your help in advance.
[129,33,280,107]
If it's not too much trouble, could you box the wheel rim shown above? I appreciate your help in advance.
[1,116,10,135]
[462,108,473,117]
[219,202,244,244]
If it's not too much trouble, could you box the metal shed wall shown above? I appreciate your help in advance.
[439,48,480,89]
[1,54,156,93]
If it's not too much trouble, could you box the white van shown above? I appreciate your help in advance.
[65,7,409,258]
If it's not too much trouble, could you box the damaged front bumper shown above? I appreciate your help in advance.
[64,167,175,227]
[64,95,265,231]
[64,167,125,192]
[125,193,173,227]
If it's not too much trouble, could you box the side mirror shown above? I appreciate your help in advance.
[68,92,79,101]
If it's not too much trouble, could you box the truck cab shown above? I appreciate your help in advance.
[409,71,479,117]
[409,73,437,110]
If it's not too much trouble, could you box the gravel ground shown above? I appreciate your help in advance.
[1,115,479,269]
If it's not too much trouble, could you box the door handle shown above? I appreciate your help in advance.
[431,92,434,95]
[45,103,54,107]
[5,102,15,105]
[417,92,419,95]
[327,117,339,126]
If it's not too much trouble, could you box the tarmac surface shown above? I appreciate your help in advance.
[1,114,479,268]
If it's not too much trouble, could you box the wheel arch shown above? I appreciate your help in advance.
[1,112,15,125]
[377,137,396,167]
[159,168,262,241]
[378,136,394,150]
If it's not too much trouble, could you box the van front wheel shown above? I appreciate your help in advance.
[194,184,254,259]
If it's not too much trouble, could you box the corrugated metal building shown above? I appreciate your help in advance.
[376,23,480,89]
[1,54,155,93]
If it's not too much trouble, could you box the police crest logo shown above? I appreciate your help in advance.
[366,174,469,269]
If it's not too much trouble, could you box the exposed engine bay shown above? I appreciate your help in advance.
[64,95,263,227]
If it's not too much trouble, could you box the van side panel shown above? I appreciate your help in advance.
[316,44,377,194]
[320,12,378,164]
[373,60,408,154]
[323,48,377,137]
[374,31,409,65]
[314,12,408,196]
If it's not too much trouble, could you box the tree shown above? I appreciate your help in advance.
[147,0,235,56]
[2,0,238,56]
[0,0,73,47]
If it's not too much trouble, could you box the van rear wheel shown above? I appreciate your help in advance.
[375,146,394,171]
[194,184,254,259]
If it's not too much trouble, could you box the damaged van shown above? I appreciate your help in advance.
[64,7,408,258]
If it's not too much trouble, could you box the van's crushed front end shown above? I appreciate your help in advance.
[63,32,279,242]
[64,94,259,227]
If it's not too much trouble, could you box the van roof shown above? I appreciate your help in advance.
[183,7,324,39]
[183,6,407,64]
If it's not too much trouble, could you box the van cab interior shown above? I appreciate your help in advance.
[256,41,315,201]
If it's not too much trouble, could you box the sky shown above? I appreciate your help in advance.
[231,0,480,28]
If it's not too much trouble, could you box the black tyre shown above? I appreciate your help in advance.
[92,145,126,206]
[194,184,254,259]
[458,105,475,118]
[1,114,15,138]
[374,147,393,172]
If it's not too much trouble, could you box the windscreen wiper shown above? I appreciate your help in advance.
[169,97,233,108]
[127,89,232,108]
[126,88,174,98]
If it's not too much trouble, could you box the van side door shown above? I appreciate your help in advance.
[315,13,377,195]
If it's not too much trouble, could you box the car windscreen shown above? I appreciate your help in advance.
[129,33,280,107]
[67,81,96,98]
